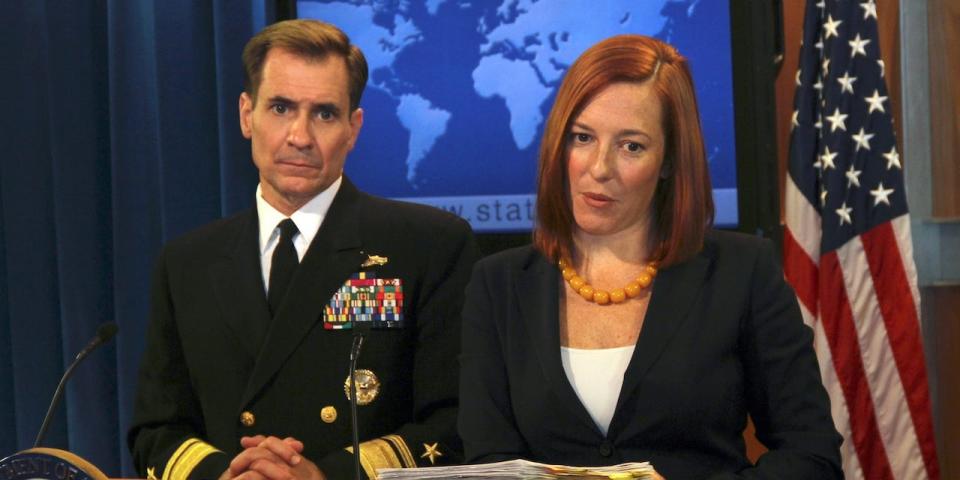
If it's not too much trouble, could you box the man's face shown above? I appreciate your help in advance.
[239,48,363,215]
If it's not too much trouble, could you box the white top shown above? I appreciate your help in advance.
[256,176,342,293]
[560,345,636,436]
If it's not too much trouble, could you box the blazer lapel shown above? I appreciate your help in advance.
[241,180,366,407]
[516,252,600,433]
[609,248,712,435]
[209,210,272,358]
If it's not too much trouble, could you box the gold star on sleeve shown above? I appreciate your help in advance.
[420,442,443,465]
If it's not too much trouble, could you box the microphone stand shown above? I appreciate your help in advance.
[35,323,118,447]
[35,358,83,447]
[348,327,367,480]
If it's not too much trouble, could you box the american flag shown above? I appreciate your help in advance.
[782,1,939,479]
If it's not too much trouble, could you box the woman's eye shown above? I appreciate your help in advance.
[624,142,644,153]
[572,133,591,143]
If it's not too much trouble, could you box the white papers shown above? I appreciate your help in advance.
[376,459,655,479]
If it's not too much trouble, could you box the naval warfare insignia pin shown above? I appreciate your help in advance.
[361,254,388,268]
[344,369,381,405]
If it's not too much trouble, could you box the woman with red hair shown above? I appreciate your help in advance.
[458,35,841,479]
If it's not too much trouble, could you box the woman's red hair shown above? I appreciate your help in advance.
[533,35,714,267]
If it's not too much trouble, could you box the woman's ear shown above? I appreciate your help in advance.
[659,161,672,180]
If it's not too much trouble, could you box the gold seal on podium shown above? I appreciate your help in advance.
[0,447,109,480]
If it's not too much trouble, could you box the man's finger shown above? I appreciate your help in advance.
[282,437,304,451]
[240,435,267,448]
[240,436,304,455]
[255,436,303,465]
[232,471,269,480]
[229,465,270,480]
[230,446,287,475]
[249,458,295,480]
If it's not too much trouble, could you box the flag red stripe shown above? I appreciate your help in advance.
[783,227,819,314]
[861,223,940,479]
[819,251,895,480]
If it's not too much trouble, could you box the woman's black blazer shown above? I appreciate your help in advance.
[458,230,842,480]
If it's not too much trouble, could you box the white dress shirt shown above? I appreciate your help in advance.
[255,176,342,294]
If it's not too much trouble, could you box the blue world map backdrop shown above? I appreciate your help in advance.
[298,0,737,231]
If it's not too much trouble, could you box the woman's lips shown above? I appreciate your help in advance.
[582,192,614,208]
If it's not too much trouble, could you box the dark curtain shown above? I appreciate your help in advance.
[0,0,271,476]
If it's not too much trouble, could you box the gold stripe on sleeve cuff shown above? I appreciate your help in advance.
[382,435,416,468]
[161,438,221,480]
[161,439,197,480]
[346,438,404,479]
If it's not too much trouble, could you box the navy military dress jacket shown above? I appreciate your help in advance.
[129,177,477,480]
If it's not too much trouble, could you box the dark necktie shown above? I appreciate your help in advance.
[268,218,299,317]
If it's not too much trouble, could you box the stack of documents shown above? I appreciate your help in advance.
[377,459,655,479]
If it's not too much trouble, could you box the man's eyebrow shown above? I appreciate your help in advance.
[266,95,295,105]
[311,102,342,116]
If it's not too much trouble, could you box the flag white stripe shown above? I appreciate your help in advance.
[891,214,922,324]
[784,175,822,261]
[836,237,928,479]
[802,302,865,480]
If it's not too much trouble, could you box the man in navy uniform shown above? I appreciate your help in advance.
[128,19,476,480]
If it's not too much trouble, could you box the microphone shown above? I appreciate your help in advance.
[348,326,368,480]
[344,275,403,479]
[348,319,390,480]
[34,322,119,448]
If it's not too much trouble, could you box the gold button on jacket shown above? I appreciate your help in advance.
[239,411,255,427]
[320,406,337,423]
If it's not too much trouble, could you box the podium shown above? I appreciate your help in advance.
[0,448,109,480]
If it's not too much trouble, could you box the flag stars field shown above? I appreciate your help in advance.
[883,147,901,170]
[837,71,857,94]
[824,14,842,38]
[826,108,848,132]
[836,202,853,225]
[870,182,894,206]
[820,146,838,170]
[852,128,874,151]
[865,89,887,114]
[848,34,871,58]
[846,164,862,188]
[860,0,878,20]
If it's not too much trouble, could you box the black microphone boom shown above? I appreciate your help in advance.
[348,330,365,480]
[34,322,119,448]
[347,319,394,479]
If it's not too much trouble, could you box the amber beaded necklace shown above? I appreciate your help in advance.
[558,257,658,305]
